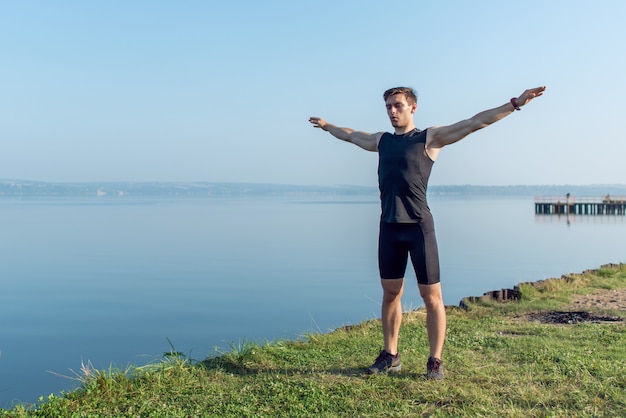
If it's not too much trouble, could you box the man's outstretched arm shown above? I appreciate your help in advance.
[426,86,546,159]
[308,117,381,152]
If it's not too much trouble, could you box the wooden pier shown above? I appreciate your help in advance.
[535,195,626,215]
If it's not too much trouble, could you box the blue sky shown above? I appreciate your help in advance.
[1,1,625,186]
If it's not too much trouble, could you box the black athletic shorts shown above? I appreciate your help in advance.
[378,220,440,285]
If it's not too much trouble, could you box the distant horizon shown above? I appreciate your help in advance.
[2,179,626,200]
[2,178,626,187]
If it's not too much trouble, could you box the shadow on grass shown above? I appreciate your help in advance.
[199,356,431,382]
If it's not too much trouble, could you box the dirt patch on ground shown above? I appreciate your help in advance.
[525,310,622,324]
[566,288,626,311]
[523,288,626,324]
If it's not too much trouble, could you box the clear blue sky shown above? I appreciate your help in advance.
[1,1,625,186]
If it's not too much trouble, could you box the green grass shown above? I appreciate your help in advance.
[3,264,625,417]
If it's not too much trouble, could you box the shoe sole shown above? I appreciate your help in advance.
[388,364,402,373]
[366,364,402,375]
[426,372,444,380]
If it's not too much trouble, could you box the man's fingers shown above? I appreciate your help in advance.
[522,86,546,102]
[531,86,546,95]
[309,116,325,127]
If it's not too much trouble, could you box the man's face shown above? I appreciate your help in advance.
[385,94,416,128]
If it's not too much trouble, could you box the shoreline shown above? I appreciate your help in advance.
[1,263,624,412]
[458,263,626,313]
[3,263,624,416]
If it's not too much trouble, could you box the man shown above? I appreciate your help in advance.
[308,85,546,379]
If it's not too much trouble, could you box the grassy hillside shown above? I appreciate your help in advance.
[3,264,625,417]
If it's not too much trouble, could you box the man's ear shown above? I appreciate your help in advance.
[411,103,418,113]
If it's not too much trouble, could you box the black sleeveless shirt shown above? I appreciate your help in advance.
[377,128,434,223]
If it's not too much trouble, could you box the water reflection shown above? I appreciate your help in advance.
[535,213,625,227]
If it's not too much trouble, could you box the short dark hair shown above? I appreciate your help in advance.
[383,87,418,105]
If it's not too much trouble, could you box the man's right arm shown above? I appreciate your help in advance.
[308,117,381,152]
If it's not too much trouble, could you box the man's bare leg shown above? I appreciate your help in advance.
[418,282,446,359]
[381,278,404,355]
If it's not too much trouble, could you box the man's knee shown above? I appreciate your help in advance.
[419,283,443,307]
[381,278,404,300]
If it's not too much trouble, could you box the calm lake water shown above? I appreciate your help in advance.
[1,194,624,407]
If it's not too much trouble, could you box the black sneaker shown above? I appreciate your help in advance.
[366,350,401,375]
[426,357,444,380]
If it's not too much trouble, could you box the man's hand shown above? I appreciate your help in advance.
[308,116,328,130]
[515,86,546,108]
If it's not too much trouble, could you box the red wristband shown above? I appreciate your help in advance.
[510,97,521,111]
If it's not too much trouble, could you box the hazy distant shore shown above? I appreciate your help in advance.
[1,180,625,199]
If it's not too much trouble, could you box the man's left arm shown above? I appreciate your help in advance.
[426,86,546,159]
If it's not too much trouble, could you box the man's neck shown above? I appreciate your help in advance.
[394,123,417,135]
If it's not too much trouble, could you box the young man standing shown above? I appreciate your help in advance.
[308,85,546,379]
